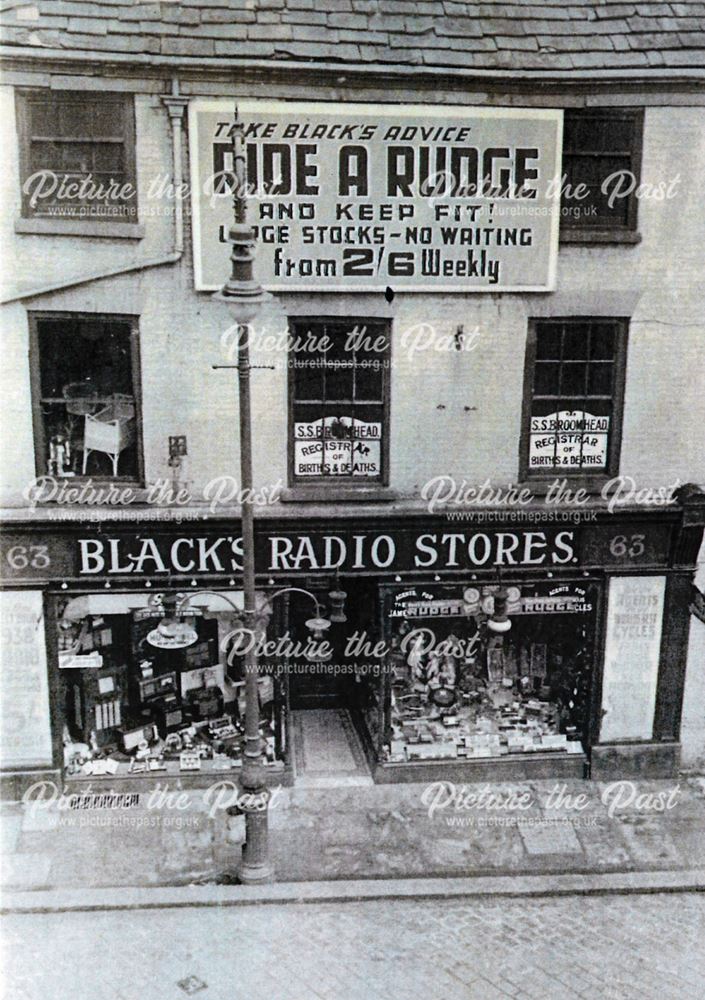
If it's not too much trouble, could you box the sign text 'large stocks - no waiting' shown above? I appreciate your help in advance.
[189,101,563,293]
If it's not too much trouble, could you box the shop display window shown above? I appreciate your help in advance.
[30,313,141,480]
[57,593,285,780]
[289,318,390,483]
[382,583,595,764]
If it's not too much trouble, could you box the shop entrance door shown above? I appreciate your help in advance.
[286,579,376,711]
[284,588,339,709]
[290,667,344,709]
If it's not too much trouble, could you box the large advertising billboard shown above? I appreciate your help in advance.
[189,100,563,293]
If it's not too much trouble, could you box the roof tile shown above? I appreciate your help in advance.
[671,2,705,13]
[201,8,255,22]
[478,18,530,36]
[0,0,702,75]
[627,13,665,30]
[568,49,633,66]
[214,37,274,55]
[247,22,292,39]
[359,41,421,62]
[678,29,705,43]
[402,16,435,34]
[161,5,200,26]
[496,34,540,49]
[327,12,368,28]
[118,3,161,21]
[279,23,337,42]
[594,3,637,16]
[635,2,672,14]
[48,0,115,13]
[275,39,361,59]
[161,36,215,56]
[338,27,388,43]
[434,16,485,37]
[281,10,328,24]
[445,33,499,51]
[0,24,29,44]
[521,4,595,17]
[627,30,684,46]
[655,46,705,62]
[660,15,705,28]
[195,23,249,39]
[539,33,616,49]
[421,45,472,65]
[368,12,405,30]
[66,16,107,34]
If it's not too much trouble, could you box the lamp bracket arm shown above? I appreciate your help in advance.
[263,587,322,618]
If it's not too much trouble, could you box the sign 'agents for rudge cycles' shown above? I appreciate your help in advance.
[189,100,563,293]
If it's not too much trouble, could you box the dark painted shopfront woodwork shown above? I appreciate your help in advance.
[0,495,703,791]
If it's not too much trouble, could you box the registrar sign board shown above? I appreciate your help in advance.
[188,100,563,293]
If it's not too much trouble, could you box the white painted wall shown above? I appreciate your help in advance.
[0,80,703,774]
[0,93,703,505]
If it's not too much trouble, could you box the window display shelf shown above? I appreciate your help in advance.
[58,596,288,782]
[386,683,584,764]
[64,716,284,779]
[381,581,594,769]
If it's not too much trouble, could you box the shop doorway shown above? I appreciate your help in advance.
[291,708,372,787]
[287,578,378,711]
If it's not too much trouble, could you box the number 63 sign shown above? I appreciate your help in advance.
[0,535,71,582]
[609,534,645,559]
[581,523,671,568]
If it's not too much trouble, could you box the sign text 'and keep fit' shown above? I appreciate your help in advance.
[189,101,563,293]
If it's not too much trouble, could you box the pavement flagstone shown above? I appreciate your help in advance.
[1,776,704,893]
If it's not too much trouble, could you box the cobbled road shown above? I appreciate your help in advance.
[2,892,704,1000]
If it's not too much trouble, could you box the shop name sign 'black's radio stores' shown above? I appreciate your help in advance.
[75,528,577,576]
[189,101,563,292]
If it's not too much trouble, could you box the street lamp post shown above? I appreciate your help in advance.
[213,107,273,884]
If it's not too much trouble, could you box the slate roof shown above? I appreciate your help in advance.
[1,0,704,75]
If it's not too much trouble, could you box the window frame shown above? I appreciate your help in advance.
[28,311,144,486]
[519,318,629,488]
[287,316,392,489]
[15,88,138,223]
[559,108,644,245]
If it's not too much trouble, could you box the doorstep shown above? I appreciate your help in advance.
[291,709,373,788]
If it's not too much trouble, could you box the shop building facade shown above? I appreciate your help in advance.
[0,1,704,796]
